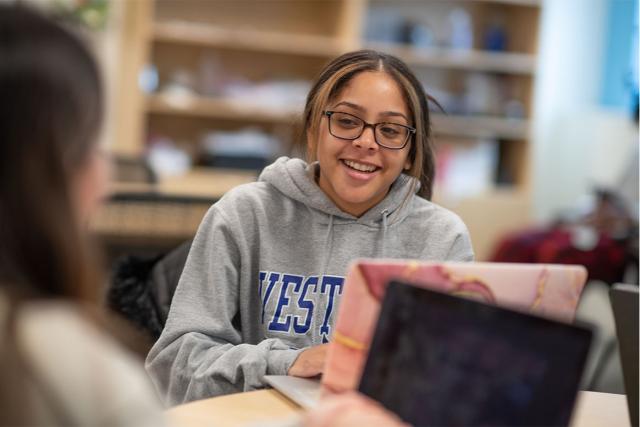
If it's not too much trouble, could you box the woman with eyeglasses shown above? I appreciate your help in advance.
[147,50,474,405]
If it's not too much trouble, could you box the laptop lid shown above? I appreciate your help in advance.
[263,375,320,409]
[610,283,639,427]
[359,280,593,427]
[323,260,588,393]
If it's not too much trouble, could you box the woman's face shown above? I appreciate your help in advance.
[71,145,111,224]
[313,71,412,217]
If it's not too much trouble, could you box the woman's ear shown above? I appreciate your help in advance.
[404,157,412,170]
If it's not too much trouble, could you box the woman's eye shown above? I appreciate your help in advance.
[338,118,358,127]
[380,126,400,136]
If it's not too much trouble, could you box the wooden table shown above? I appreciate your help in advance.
[166,389,631,427]
[166,389,301,427]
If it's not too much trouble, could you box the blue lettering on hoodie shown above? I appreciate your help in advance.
[292,275,317,334]
[319,276,344,343]
[259,271,343,340]
[260,272,280,324]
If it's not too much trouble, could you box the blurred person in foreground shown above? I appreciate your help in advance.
[0,5,407,427]
[0,5,163,426]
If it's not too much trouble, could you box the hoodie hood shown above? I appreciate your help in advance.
[258,156,419,227]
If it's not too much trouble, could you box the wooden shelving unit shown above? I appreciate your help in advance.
[110,0,541,259]
[146,93,299,124]
[151,21,345,58]
[115,0,540,156]
[146,93,529,141]
[91,167,257,254]
[151,21,536,74]
[476,0,540,6]
[432,115,529,140]
[108,167,257,200]
[365,42,536,75]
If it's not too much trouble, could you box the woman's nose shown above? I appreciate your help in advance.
[353,125,378,150]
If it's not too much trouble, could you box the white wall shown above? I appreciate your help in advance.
[532,0,637,221]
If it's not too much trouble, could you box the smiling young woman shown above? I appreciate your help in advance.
[146,50,474,405]
[313,71,414,217]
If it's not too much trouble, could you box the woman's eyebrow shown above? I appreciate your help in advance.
[333,101,365,112]
[379,111,410,122]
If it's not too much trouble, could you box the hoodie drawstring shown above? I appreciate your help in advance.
[380,209,389,258]
[321,214,335,274]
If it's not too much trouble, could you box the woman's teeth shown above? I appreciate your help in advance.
[343,160,377,173]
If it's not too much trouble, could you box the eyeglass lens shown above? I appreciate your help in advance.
[328,111,409,148]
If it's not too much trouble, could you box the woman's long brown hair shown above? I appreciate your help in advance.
[0,5,103,302]
[0,5,104,424]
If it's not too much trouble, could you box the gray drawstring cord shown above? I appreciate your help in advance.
[380,209,389,258]
[321,214,334,274]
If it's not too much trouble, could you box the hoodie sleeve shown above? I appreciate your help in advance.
[442,212,475,262]
[145,205,302,406]
[445,230,475,262]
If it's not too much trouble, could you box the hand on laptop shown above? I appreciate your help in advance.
[302,391,409,427]
[288,344,329,377]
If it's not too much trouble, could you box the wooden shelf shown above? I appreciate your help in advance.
[366,42,536,75]
[152,21,535,75]
[152,21,345,58]
[147,93,528,140]
[93,167,258,243]
[432,114,529,140]
[109,167,258,200]
[146,93,301,124]
[474,0,540,6]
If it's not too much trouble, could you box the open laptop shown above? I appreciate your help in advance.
[610,283,639,427]
[263,375,321,409]
[359,280,593,426]
[266,260,588,406]
[323,260,588,393]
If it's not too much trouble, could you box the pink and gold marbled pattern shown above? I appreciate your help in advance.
[321,261,587,394]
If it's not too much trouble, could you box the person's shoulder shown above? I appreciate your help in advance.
[403,197,474,261]
[17,301,139,368]
[16,301,164,423]
[408,197,467,230]
[203,180,288,230]
[212,179,303,224]
[215,180,280,209]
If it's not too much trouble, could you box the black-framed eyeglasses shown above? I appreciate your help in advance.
[323,110,416,150]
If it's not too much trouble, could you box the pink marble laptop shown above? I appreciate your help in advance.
[322,260,588,394]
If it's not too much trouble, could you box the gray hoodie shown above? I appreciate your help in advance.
[145,157,473,405]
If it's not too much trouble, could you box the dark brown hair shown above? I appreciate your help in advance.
[0,4,103,302]
[0,5,106,424]
[302,49,438,200]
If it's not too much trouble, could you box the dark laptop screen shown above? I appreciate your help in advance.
[359,281,592,427]
[610,284,639,427]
